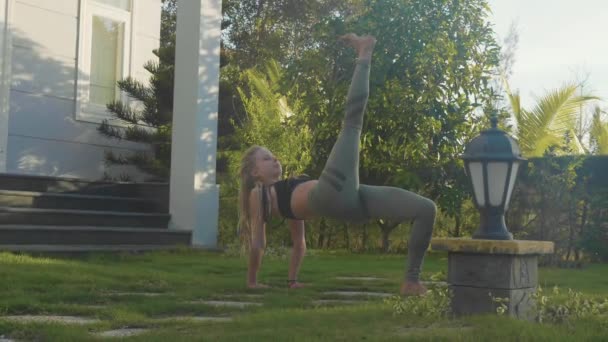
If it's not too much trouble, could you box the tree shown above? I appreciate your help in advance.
[223,60,313,246]
[358,0,500,247]
[273,0,502,249]
[590,106,608,155]
[98,0,177,180]
[230,60,312,177]
[506,83,598,157]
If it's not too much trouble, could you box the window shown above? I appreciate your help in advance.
[77,0,132,122]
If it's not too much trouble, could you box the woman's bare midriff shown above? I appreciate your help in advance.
[290,180,318,220]
[290,180,318,219]
[268,180,318,221]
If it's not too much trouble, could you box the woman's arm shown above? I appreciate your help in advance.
[247,187,267,288]
[288,219,306,287]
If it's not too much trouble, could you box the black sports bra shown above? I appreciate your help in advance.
[261,175,311,221]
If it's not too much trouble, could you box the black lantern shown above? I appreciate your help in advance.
[462,112,526,240]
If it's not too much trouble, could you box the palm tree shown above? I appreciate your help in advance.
[505,82,598,157]
[590,106,608,155]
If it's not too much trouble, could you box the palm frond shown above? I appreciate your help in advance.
[591,109,608,155]
[510,83,598,157]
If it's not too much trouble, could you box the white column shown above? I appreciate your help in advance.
[0,0,12,172]
[169,0,221,247]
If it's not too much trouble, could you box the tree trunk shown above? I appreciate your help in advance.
[326,223,334,249]
[317,218,326,249]
[343,223,350,250]
[454,214,461,237]
[381,230,390,253]
[574,198,589,264]
[565,198,576,261]
[378,221,399,253]
[361,224,368,251]
[540,190,546,241]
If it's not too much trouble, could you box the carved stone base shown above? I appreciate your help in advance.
[431,238,554,320]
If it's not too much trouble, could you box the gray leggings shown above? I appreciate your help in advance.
[307,60,436,281]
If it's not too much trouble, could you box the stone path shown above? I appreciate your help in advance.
[105,292,167,297]
[335,276,385,281]
[156,316,233,323]
[0,274,444,340]
[95,328,149,338]
[188,300,263,308]
[312,299,362,306]
[323,291,393,298]
[0,315,100,325]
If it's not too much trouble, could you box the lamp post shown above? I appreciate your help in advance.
[462,111,526,240]
[431,113,553,319]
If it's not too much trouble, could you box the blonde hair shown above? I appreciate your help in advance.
[237,145,267,249]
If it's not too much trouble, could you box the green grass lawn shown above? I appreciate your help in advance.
[0,249,607,341]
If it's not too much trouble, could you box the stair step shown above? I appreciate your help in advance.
[0,207,170,228]
[0,173,168,198]
[0,190,160,212]
[0,245,188,252]
[0,226,191,245]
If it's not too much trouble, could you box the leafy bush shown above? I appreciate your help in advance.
[385,287,452,319]
[533,286,608,324]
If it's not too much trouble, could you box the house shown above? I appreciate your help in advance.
[0,0,222,251]
[1,0,160,179]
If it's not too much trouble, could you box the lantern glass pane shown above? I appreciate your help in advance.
[468,162,485,207]
[505,161,520,210]
[488,162,509,206]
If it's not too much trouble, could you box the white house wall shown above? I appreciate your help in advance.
[6,0,161,180]
[0,0,11,172]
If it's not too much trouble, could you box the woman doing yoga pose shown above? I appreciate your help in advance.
[238,34,436,296]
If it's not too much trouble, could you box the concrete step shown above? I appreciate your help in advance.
[0,173,168,200]
[0,207,170,228]
[0,245,188,253]
[0,226,191,246]
[0,190,160,213]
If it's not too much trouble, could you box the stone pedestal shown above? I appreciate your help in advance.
[431,238,554,320]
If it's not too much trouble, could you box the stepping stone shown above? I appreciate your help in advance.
[323,291,393,298]
[157,316,233,323]
[222,294,264,299]
[95,328,149,338]
[82,305,106,309]
[106,292,165,297]
[335,276,385,281]
[312,299,362,306]
[188,300,263,308]
[0,315,100,325]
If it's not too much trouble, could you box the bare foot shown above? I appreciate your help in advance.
[338,33,377,57]
[287,281,306,289]
[247,283,270,289]
[400,281,427,296]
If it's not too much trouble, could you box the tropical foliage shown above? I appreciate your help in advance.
[505,83,598,157]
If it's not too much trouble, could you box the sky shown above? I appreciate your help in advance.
[486,0,608,109]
